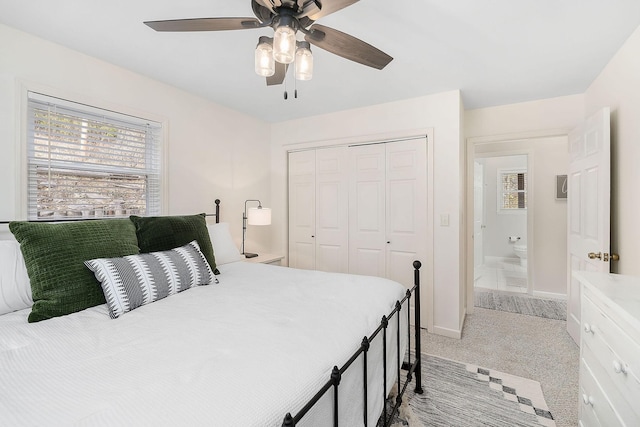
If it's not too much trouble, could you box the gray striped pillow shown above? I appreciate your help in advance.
[85,241,214,319]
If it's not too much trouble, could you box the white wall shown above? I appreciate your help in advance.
[0,24,272,253]
[271,90,465,338]
[584,25,640,275]
[477,155,528,259]
[465,94,585,137]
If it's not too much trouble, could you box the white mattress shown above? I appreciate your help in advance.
[0,262,408,426]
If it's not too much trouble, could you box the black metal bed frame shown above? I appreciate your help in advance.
[281,260,424,427]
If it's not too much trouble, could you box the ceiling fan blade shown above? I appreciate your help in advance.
[307,0,359,20]
[266,62,288,86]
[305,24,393,70]
[144,17,261,32]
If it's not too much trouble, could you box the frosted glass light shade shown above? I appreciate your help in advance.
[273,26,296,64]
[295,42,313,80]
[255,38,275,77]
[247,207,271,225]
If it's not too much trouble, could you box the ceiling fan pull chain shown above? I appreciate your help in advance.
[284,76,288,100]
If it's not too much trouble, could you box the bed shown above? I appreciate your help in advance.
[0,201,423,426]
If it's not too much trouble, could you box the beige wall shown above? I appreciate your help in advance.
[465,94,585,137]
[584,25,640,275]
[271,90,465,338]
[0,24,272,253]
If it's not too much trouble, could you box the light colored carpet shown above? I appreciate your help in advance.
[474,290,567,321]
[420,307,579,427]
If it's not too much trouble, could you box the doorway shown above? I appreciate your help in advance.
[473,154,529,294]
[466,133,571,316]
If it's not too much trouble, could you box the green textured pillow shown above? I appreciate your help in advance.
[9,219,139,323]
[129,213,217,273]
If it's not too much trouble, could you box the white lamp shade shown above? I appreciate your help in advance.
[273,26,296,64]
[247,207,271,225]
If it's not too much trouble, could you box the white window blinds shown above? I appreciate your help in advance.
[26,92,162,220]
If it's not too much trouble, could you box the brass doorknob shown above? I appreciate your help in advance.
[603,253,620,262]
[588,252,602,260]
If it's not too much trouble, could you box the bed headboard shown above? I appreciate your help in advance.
[0,199,221,225]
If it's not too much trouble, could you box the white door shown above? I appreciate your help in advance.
[288,150,316,270]
[385,139,428,288]
[567,107,611,344]
[349,144,386,277]
[315,147,349,273]
[473,161,484,280]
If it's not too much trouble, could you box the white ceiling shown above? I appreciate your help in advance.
[1,0,639,123]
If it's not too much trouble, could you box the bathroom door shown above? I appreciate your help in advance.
[567,107,611,344]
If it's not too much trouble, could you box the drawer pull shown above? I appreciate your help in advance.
[612,360,628,375]
[583,323,595,334]
[582,394,595,406]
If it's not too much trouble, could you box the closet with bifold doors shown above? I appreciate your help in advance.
[288,137,427,289]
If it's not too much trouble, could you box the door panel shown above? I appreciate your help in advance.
[316,244,343,273]
[386,140,427,289]
[288,150,316,270]
[352,248,386,277]
[567,107,611,344]
[315,147,349,273]
[387,249,417,289]
[349,144,386,277]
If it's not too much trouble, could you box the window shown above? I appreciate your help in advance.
[498,169,527,211]
[27,92,162,220]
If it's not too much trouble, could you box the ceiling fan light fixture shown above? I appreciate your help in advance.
[273,16,297,64]
[255,36,275,77]
[295,41,313,81]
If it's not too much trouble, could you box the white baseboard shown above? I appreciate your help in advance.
[432,325,462,339]
[532,290,567,300]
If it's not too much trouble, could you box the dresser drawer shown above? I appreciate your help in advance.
[582,294,640,394]
[582,341,639,424]
[579,358,624,427]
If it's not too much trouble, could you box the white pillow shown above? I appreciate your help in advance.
[207,222,242,265]
[0,239,33,315]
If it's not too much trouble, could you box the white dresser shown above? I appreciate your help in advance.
[574,271,640,427]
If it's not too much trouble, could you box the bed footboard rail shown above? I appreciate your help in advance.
[282,260,423,427]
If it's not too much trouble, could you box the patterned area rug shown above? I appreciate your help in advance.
[383,355,556,427]
[474,290,567,321]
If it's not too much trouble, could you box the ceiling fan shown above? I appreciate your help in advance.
[144,0,393,86]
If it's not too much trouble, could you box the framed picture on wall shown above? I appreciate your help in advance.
[556,175,568,200]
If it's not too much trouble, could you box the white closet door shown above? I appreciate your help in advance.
[315,147,349,273]
[288,150,316,270]
[349,144,386,277]
[385,139,428,288]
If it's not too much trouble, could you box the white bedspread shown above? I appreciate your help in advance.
[0,262,408,426]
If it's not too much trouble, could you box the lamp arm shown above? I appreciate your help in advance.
[242,199,262,255]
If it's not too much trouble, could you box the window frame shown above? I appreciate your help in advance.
[496,167,527,215]
[21,90,167,221]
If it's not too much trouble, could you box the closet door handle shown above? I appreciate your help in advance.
[386,241,390,244]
